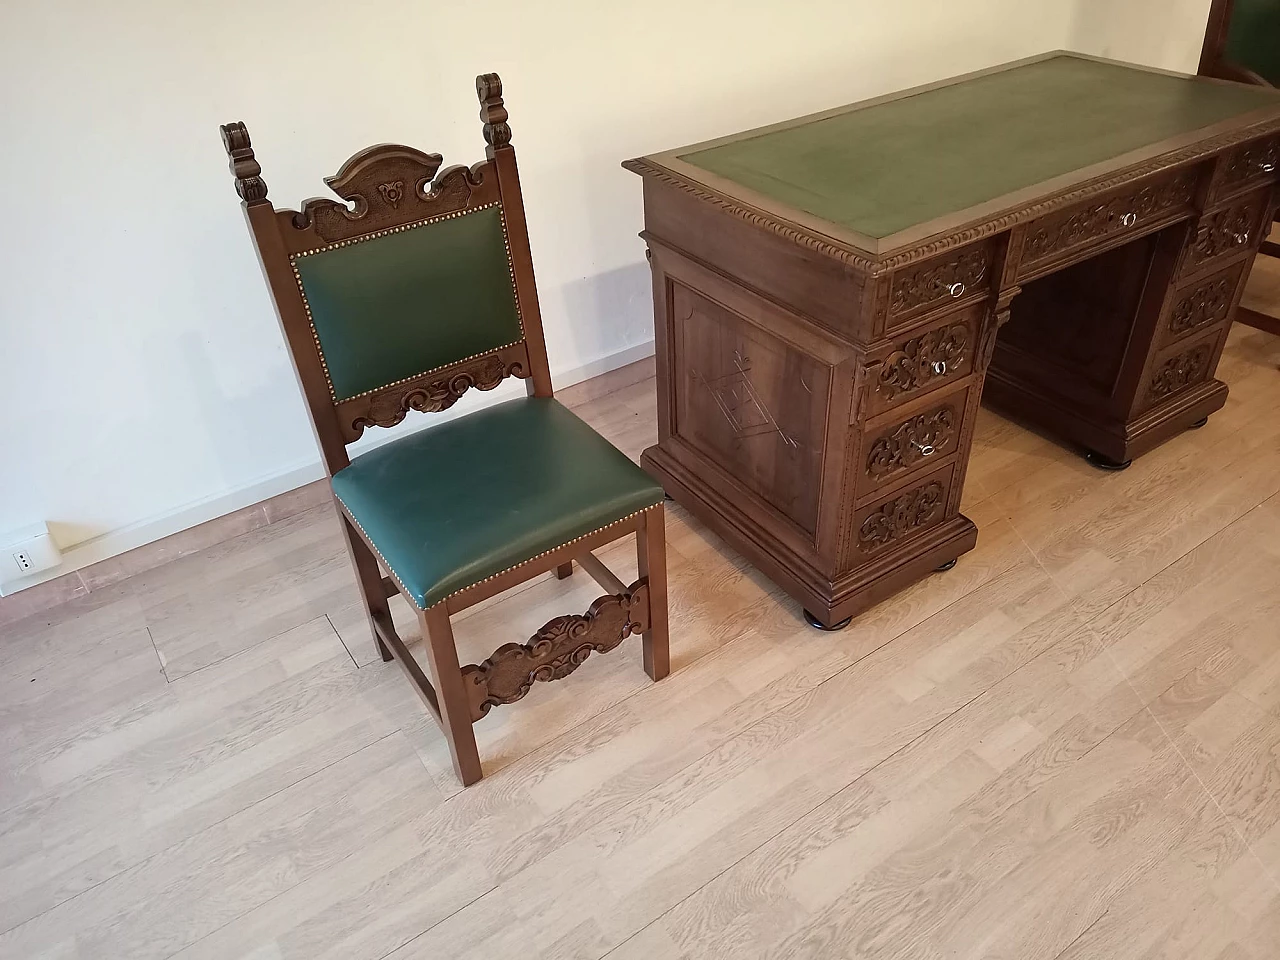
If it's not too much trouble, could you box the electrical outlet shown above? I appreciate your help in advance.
[1,523,62,584]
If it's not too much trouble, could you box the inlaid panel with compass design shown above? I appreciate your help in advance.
[671,281,831,536]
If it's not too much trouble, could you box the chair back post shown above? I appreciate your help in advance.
[220,122,353,475]
[1199,0,1273,86]
[478,74,555,399]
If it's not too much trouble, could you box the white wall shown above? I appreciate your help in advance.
[1069,0,1213,71]
[0,0,1083,589]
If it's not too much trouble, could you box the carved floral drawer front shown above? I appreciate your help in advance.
[887,242,993,328]
[856,386,968,500]
[1161,261,1247,347]
[1017,168,1199,276]
[1141,334,1219,411]
[1214,136,1280,199]
[1182,188,1271,275]
[849,463,955,561]
[866,306,979,417]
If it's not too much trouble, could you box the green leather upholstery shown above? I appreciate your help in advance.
[331,397,664,608]
[1227,0,1280,85]
[682,54,1280,240]
[293,205,523,401]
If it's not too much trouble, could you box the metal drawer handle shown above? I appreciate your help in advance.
[913,442,936,457]
[1236,231,1251,245]
[1261,162,1276,173]
[948,281,965,298]
[931,360,947,375]
[1121,212,1138,227]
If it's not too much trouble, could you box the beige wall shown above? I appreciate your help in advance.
[0,0,1095,592]
[1069,0,1213,71]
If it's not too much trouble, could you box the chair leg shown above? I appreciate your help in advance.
[337,507,393,663]
[636,504,671,681]
[418,605,483,786]
[555,561,573,580]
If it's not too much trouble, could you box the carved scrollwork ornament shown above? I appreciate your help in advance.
[1147,344,1212,401]
[1169,277,1234,336]
[878,324,969,399]
[890,248,990,315]
[477,73,511,148]
[858,482,945,552]
[460,582,650,720]
[866,408,957,479]
[346,354,523,437]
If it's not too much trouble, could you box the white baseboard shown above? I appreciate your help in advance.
[0,340,656,597]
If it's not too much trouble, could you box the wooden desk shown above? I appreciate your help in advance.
[624,52,1280,628]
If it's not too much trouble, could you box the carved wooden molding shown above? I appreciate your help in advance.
[1168,274,1236,337]
[284,146,496,244]
[477,73,511,149]
[1148,343,1213,402]
[460,580,650,721]
[866,407,958,480]
[858,482,945,552]
[625,114,1280,275]
[1187,198,1262,269]
[220,121,268,203]
[1021,171,1198,264]
[878,324,969,400]
[338,351,524,441]
[890,247,990,315]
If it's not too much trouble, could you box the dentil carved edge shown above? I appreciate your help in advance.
[339,352,524,441]
[461,580,650,721]
[1147,343,1213,402]
[866,407,958,480]
[858,482,946,553]
[878,324,969,400]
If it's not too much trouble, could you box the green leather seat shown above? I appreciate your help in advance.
[331,397,664,609]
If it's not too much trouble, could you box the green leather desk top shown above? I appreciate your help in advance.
[651,53,1280,249]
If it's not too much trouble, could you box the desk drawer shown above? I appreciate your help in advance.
[867,304,981,417]
[887,241,994,330]
[850,462,956,561]
[1182,187,1272,276]
[1018,168,1199,277]
[1213,135,1280,201]
[1159,260,1248,348]
[856,384,968,500]
[1140,330,1220,413]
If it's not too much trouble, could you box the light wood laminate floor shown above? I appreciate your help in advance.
[3,274,1280,958]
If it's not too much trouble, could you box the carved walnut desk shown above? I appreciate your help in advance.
[624,52,1280,628]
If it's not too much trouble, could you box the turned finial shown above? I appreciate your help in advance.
[220,121,269,203]
[476,73,511,149]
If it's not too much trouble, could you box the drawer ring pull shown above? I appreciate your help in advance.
[1121,212,1138,228]
[1261,162,1276,174]
[931,360,947,375]
[1235,231,1251,245]
[913,442,936,457]
[948,281,965,298]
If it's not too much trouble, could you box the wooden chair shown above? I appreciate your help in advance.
[1200,0,1280,335]
[219,74,670,786]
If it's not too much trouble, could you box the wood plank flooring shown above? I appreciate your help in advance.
[3,285,1280,957]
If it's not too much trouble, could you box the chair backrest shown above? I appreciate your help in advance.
[1201,0,1280,87]
[220,74,554,475]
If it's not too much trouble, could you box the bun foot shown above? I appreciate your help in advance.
[935,559,958,572]
[1190,416,1209,429]
[1085,450,1132,471]
[804,609,853,631]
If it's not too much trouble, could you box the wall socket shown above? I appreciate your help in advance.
[2,523,62,583]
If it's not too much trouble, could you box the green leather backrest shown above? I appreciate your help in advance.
[1227,0,1280,85]
[292,204,523,402]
